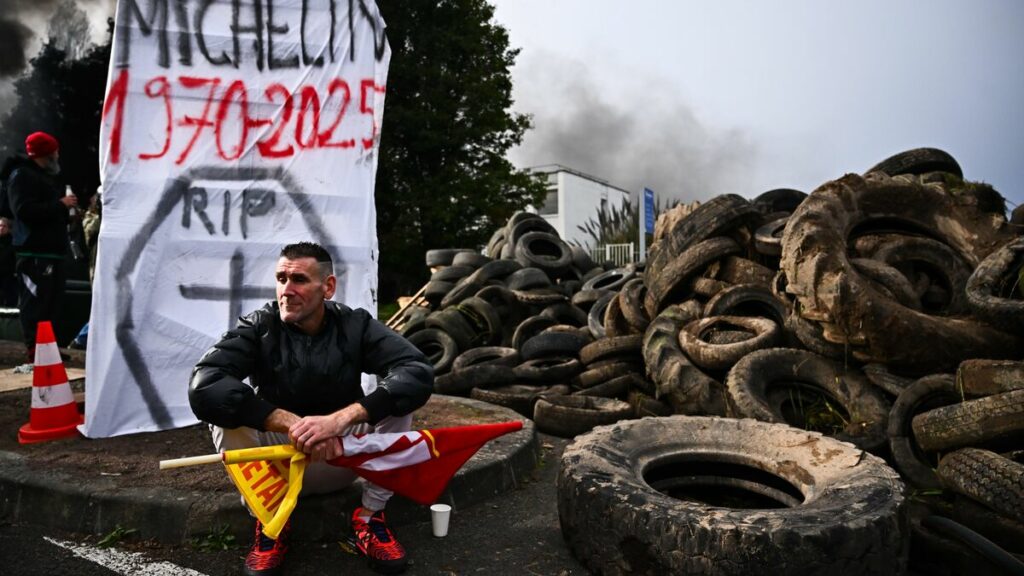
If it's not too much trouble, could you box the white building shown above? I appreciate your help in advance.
[528,165,631,251]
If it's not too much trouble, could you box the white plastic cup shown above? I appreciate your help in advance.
[430,503,452,537]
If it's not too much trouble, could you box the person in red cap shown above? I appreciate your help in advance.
[0,131,77,362]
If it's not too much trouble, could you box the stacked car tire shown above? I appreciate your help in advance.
[397,148,1024,573]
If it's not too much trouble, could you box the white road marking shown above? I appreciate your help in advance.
[43,537,211,576]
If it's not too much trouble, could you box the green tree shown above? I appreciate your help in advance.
[376,0,546,299]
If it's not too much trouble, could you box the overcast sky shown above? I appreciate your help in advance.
[490,0,1024,209]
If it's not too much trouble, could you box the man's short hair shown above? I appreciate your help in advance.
[280,242,333,278]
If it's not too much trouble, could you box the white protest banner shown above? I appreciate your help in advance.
[83,0,390,437]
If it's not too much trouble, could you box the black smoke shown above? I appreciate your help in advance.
[509,53,756,204]
[0,18,34,77]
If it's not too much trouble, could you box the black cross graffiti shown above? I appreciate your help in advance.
[178,250,276,326]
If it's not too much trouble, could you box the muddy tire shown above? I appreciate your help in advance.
[423,281,454,307]
[618,278,650,332]
[966,237,1024,330]
[787,311,849,360]
[679,315,781,371]
[870,236,973,315]
[439,276,484,309]
[430,265,475,283]
[506,267,552,291]
[752,188,807,215]
[753,216,789,257]
[452,346,520,371]
[539,303,588,327]
[866,147,963,179]
[511,288,566,306]
[510,316,557,351]
[781,172,1021,372]
[863,363,915,397]
[717,256,775,287]
[642,302,726,415]
[571,361,639,390]
[407,329,458,375]
[645,194,760,277]
[520,330,589,361]
[951,494,1024,553]
[579,334,643,366]
[571,288,611,312]
[957,359,1024,396]
[602,293,633,337]
[533,395,633,437]
[513,356,582,383]
[456,297,502,346]
[938,448,1024,524]
[451,251,491,269]
[646,236,742,317]
[886,375,961,489]
[850,258,921,311]
[582,267,635,292]
[507,216,558,248]
[703,284,787,327]
[571,373,634,399]
[514,231,572,276]
[912,389,1024,452]
[587,292,616,339]
[425,248,474,267]
[726,348,890,452]
[473,259,522,282]
[434,364,516,395]
[424,308,476,351]
[558,416,907,576]
[470,384,557,418]
[627,390,673,417]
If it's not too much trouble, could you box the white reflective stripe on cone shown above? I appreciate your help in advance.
[34,343,62,366]
[32,382,75,408]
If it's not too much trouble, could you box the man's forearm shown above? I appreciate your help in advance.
[264,408,300,433]
[332,402,369,429]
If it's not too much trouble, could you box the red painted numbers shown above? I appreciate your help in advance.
[100,70,386,164]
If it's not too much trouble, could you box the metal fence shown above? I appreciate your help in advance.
[590,243,637,266]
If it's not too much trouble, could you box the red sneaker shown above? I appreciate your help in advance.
[351,507,408,574]
[243,520,288,576]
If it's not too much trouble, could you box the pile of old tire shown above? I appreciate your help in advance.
[633,190,897,454]
[403,148,1024,457]
[558,416,907,575]
[879,358,1024,571]
[634,151,1024,573]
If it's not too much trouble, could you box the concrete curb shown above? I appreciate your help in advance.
[0,395,538,543]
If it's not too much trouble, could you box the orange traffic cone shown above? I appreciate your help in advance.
[18,321,83,444]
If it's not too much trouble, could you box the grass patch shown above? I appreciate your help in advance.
[777,382,850,436]
[97,525,136,548]
[378,301,400,323]
[189,524,237,551]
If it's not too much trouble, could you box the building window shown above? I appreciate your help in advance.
[539,187,558,215]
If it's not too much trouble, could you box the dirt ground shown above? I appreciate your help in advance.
[0,372,507,493]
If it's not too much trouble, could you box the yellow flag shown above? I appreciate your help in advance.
[223,445,306,539]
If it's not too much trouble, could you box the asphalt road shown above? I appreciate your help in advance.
[1,434,588,576]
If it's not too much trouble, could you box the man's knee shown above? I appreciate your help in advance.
[372,413,413,435]
[211,424,283,452]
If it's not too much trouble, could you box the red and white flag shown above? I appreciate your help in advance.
[329,421,523,505]
[220,421,523,538]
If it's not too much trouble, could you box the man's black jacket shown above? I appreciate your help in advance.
[189,301,434,430]
[2,157,68,255]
